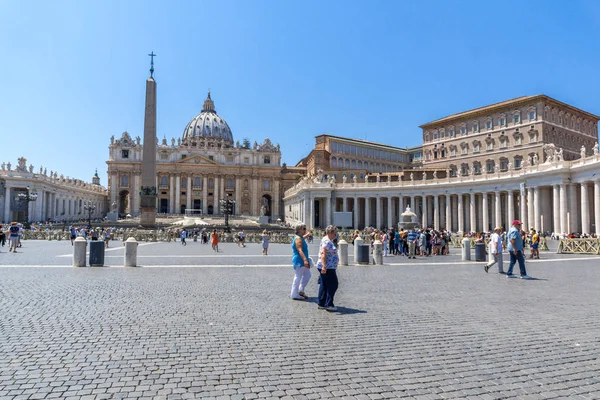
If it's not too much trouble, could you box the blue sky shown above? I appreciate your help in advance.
[2,0,600,185]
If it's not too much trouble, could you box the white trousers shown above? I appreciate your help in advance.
[487,252,504,272]
[290,267,312,298]
[383,240,388,256]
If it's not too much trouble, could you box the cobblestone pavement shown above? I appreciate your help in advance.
[1,244,599,399]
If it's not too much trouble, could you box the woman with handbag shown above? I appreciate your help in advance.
[317,225,340,312]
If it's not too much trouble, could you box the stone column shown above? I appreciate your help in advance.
[470,192,476,233]
[201,176,208,214]
[353,196,359,229]
[186,176,192,211]
[445,195,452,231]
[428,195,434,228]
[364,197,370,228]
[552,185,560,234]
[175,175,181,214]
[398,195,403,224]
[457,194,464,233]
[527,187,534,231]
[387,196,393,229]
[35,190,44,221]
[251,177,258,215]
[110,172,118,209]
[533,187,541,232]
[410,195,415,211]
[433,195,439,230]
[235,178,241,216]
[342,197,347,212]
[507,191,514,229]
[495,192,502,231]
[273,179,280,218]
[376,197,381,229]
[519,190,527,230]
[421,196,427,229]
[308,195,314,229]
[304,195,310,226]
[581,182,590,234]
[169,175,175,213]
[133,174,140,215]
[595,181,600,236]
[482,193,489,231]
[559,183,567,234]
[213,176,220,214]
[325,196,332,227]
[568,183,579,233]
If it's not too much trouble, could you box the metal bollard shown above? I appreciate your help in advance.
[124,237,139,267]
[373,240,383,265]
[73,236,87,267]
[462,238,471,261]
[338,239,348,266]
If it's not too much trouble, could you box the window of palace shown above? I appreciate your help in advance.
[208,155,214,161]
[449,128,455,137]
[486,160,494,173]
[473,162,481,174]
[514,133,523,146]
[499,137,507,148]
[450,147,456,157]
[473,141,480,153]
[500,158,508,171]
[226,178,234,189]
[486,138,494,150]
[513,113,521,124]
[181,179,187,188]
[193,177,201,187]
[160,176,168,187]
[345,159,350,168]
[440,130,445,139]
[472,122,479,133]
[262,156,270,164]
[351,160,356,168]
[499,116,506,127]
[121,150,129,159]
[461,144,468,155]
[514,156,522,169]
[433,132,438,140]
[358,160,363,169]
[264,180,270,191]
[331,158,337,167]
[244,157,249,164]
[160,152,168,160]
[461,164,469,176]
[425,134,430,142]
[558,115,563,125]
[528,110,536,121]
[486,120,492,130]
[450,166,457,177]
[460,126,467,135]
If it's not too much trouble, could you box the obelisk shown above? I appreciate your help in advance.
[139,52,158,227]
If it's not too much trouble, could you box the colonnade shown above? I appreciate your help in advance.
[287,180,600,235]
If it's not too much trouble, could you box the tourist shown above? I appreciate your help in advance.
[237,230,246,247]
[407,228,418,259]
[317,225,340,312]
[180,229,187,246]
[211,229,219,252]
[8,222,20,253]
[382,230,389,257]
[506,220,532,279]
[484,226,505,274]
[0,224,5,248]
[104,228,110,248]
[530,229,540,259]
[290,223,311,300]
[70,226,77,245]
[261,229,269,255]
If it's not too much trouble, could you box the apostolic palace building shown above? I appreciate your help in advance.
[284,95,600,236]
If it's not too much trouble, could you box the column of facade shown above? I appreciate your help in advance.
[353,196,359,228]
[35,190,44,221]
[527,187,534,230]
[433,195,439,230]
[397,195,403,223]
[325,196,332,227]
[457,194,464,233]
[376,197,381,229]
[469,192,476,233]
[133,174,140,215]
[519,190,527,230]
[304,195,310,226]
[533,187,541,232]
[387,196,393,229]
[342,197,347,212]
[186,176,192,211]
[251,177,258,215]
[308,194,314,229]
[482,193,489,231]
[581,182,590,234]
[428,195,434,228]
[421,196,427,228]
[202,176,208,214]
[445,195,452,232]
[552,185,560,234]
[175,175,181,214]
[595,181,600,236]
[495,192,502,231]
[364,197,370,228]
[235,178,241,216]
[559,183,567,234]
[507,191,514,229]
[169,175,175,213]
[213,175,220,213]
[273,179,280,218]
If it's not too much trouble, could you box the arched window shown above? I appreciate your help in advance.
[331,157,337,167]
[351,160,356,169]
[449,165,457,177]
[358,160,363,169]
[345,159,350,168]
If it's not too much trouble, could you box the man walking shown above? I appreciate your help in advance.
[407,228,418,259]
[506,220,532,279]
[180,229,187,246]
[484,226,505,274]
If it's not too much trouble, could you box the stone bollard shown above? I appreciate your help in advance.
[73,236,87,267]
[124,237,138,267]
[373,239,383,265]
[462,238,471,261]
[338,239,348,266]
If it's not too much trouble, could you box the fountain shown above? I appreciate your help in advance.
[398,205,419,231]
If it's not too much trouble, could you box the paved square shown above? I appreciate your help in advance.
[1,241,599,399]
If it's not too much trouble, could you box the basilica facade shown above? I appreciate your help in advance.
[107,92,284,220]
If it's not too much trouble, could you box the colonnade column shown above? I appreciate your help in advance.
[520,190,528,231]
[595,181,600,236]
[387,196,393,229]
[495,192,502,231]
[581,182,589,234]
[568,183,579,233]
[445,195,452,231]
[186,176,192,211]
[170,175,175,213]
[422,196,428,229]
[457,194,464,233]
[4,186,10,222]
[376,197,381,229]
[353,196,359,229]
[364,197,370,228]
[469,192,476,233]
[559,183,567,234]
[482,193,488,231]
[235,178,241,215]
[552,185,560,234]
[533,187,541,232]
[527,187,534,230]
[325,196,332,227]
[507,191,514,229]
[433,195,439,230]
[397,195,403,223]
[304,195,310,226]
[308,195,314,229]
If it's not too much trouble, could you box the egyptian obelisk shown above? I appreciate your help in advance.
[139,52,158,227]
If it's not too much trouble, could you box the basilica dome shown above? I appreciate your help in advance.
[182,92,233,144]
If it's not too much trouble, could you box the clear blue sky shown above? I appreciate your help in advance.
[2,0,600,185]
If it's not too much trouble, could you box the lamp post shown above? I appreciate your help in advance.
[84,202,96,228]
[219,194,235,232]
[16,190,38,222]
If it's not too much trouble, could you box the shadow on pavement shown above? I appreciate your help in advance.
[334,306,367,315]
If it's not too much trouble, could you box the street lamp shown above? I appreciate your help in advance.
[16,190,38,222]
[219,194,235,232]
[84,202,96,228]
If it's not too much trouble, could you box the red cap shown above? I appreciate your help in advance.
[512,220,523,225]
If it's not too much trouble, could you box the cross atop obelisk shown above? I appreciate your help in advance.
[148,51,156,78]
